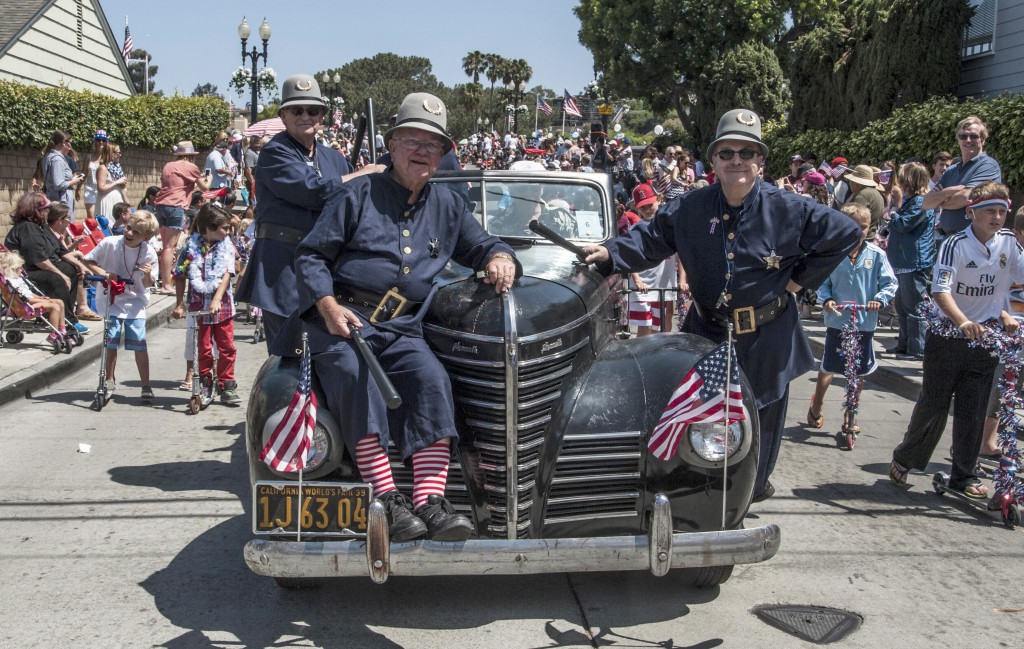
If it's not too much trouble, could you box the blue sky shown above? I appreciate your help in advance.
[97,1,598,101]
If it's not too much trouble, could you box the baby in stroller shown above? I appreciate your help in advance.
[0,250,71,353]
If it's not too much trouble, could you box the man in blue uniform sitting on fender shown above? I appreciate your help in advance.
[583,109,860,502]
[293,93,521,541]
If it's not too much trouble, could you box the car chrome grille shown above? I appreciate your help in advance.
[544,430,643,525]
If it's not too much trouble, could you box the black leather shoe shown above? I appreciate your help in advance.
[378,491,427,542]
[415,495,473,541]
[751,481,776,503]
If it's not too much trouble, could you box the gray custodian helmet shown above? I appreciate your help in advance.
[277,74,327,112]
[384,92,452,153]
[707,109,769,158]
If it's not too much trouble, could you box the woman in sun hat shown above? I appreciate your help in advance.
[152,140,211,294]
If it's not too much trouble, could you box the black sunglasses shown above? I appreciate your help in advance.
[716,148,759,161]
[287,106,324,118]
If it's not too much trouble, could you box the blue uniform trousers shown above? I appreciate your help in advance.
[755,388,789,498]
[311,326,459,461]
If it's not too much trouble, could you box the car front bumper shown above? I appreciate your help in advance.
[243,494,781,583]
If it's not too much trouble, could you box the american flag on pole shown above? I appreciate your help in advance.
[648,342,746,461]
[333,109,344,124]
[818,161,833,176]
[260,335,318,472]
[563,89,582,118]
[122,24,133,62]
[537,95,553,115]
[830,164,848,179]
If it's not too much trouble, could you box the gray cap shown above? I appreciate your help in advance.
[708,109,768,158]
[278,74,327,112]
[384,92,452,153]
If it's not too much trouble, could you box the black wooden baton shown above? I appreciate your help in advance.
[351,329,402,410]
[365,98,377,163]
[528,219,589,262]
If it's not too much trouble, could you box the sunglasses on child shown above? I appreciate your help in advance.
[287,106,325,118]
[716,148,759,161]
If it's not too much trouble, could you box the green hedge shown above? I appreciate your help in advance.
[764,94,1024,189]
[0,81,230,151]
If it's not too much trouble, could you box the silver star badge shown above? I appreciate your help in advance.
[764,250,782,269]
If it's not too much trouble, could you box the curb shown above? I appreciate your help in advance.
[0,297,177,408]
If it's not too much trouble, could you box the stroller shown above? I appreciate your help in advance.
[0,245,83,352]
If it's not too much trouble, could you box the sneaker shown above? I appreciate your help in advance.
[140,385,154,400]
[73,322,90,334]
[415,494,473,541]
[220,379,242,405]
[103,380,116,399]
[378,491,427,542]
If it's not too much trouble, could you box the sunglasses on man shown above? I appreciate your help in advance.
[716,148,759,161]
[956,132,982,141]
[287,106,324,118]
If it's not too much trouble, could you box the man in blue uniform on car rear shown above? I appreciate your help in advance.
[584,109,860,502]
[293,93,521,542]
[236,73,384,354]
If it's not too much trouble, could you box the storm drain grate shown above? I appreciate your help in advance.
[752,604,863,644]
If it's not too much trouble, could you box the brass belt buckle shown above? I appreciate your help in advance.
[733,306,756,334]
[371,288,409,324]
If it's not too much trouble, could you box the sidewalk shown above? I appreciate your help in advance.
[0,292,178,407]
[0,300,923,409]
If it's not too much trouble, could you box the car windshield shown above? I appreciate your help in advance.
[432,179,608,241]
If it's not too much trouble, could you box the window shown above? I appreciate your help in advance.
[962,0,997,59]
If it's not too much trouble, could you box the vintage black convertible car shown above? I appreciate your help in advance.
[243,170,780,588]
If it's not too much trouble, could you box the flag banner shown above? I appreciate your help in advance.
[537,96,553,115]
[648,341,746,461]
[877,169,892,185]
[122,24,133,61]
[830,165,848,179]
[563,89,582,118]
[818,161,833,175]
[260,335,318,472]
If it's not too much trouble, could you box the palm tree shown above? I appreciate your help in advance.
[483,53,506,121]
[461,51,488,85]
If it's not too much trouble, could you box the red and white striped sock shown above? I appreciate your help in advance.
[354,434,396,496]
[412,439,451,510]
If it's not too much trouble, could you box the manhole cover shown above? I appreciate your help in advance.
[752,604,863,644]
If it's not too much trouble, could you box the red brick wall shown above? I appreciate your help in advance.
[0,146,178,240]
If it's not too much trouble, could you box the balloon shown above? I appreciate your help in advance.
[613,124,621,132]
[654,125,664,135]
[256,104,265,114]
[571,131,580,139]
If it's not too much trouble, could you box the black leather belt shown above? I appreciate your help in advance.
[256,222,307,246]
[335,285,421,324]
[695,293,789,335]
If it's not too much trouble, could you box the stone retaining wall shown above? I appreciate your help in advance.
[0,146,178,240]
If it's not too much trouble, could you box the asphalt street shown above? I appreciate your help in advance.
[0,317,1021,649]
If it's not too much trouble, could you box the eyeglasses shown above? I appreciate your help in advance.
[957,132,982,141]
[716,148,759,161]
[393,136,445,155]
[287,106,324,118]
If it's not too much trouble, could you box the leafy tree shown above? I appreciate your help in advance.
[318,53,444,129]
[191,83,219,98]
[574,0,837,149]
[789,0,973,130]
[125,48,158,95]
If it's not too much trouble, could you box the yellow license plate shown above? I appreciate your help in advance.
[253,481,371,537]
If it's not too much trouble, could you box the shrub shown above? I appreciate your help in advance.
[0,80,230,151]
[764,94,1024,189]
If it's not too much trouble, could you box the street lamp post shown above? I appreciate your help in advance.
[238,16,271,125]
[506,80,526,134]
[320,72,343,127]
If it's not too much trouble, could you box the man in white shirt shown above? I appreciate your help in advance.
[890,181,1024,498]
[205,141,232,190]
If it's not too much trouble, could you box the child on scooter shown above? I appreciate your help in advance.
[807,203,897,439]
[0,251,68,347]
[171,203,239,405]
[82,210,158,400]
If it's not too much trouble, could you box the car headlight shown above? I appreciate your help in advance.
[687,420,744,462]
[262,417,331,474]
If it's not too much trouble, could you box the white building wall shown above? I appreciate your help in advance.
[0,0,132,97]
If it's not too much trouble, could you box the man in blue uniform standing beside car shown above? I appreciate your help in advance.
[236,73,384,354]
[583,108,860,502]
[292,92,521,542]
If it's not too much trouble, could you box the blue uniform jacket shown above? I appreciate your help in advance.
[292,170,519,354]
[604,180,860,407]
[235,131,353,316]
[818,242,898,331]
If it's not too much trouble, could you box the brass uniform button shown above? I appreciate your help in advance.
[402,229,411,237]
[403,210,411,218]
[722,214,730,221]
[403,267,410,274]
[727,253,734,260]
[728,232,735,240]
[403,246,412,254]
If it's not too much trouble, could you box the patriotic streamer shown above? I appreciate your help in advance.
[921,299,1024,507]
[838,303,862,416]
